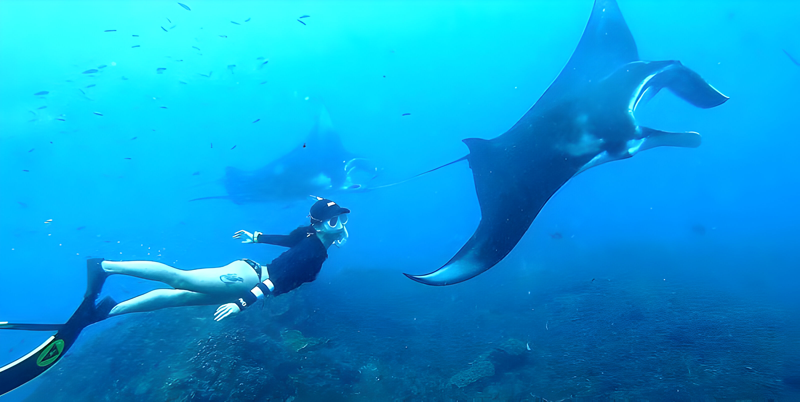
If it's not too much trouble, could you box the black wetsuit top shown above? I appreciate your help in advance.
[256,225,328,295]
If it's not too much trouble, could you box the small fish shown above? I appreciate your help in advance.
[591,278,595,282]
[219,274,243,284]
[85,84,96,88]
[227,64,236,70]
[192,171,200,176]
[131,137,137,140]
[121,76,129,80]
[157,67,167,73]
[526,342,531,351]
[56,118,66,121]
[28,148,34,152]
[97,65,107,69]
[260,81,267,84]
[93,112,104,116]
[82,69,98,74]
[76,226,86,231]
[299,15,310,19]
[252,118,260,123]
[210,143,213,148]
[178,81,187,84]
[178,2,191,11]
[219,35,227,38]
[783,49,800,67]
[167,18,172,23]
[192,46,201,51]
[256,56,265,60]
[691,224,706,236]
[402,113,410,116]
[161,26,168,32]
[132,45,141,48]
[124,157,132,160]
[198,71,212,78]
[37,106,47,109]
[230,145,237,150]
[550,232,563,239]
[303,143,306,148]
[132,34,139,37]
[176,59,183,62]
[170,25,177,30]
[244,18,251,22]
[260,60,269,67]
[104,29,116,32]
[159,106,168,109]
[34,91,49,96]
[231,21,240,25]
[22,169,30,172]
[44,219,52,223]
[297,19,306,25]
[18,202,28,208]
[78,89,86,94]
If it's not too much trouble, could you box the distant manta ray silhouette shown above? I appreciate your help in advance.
[190,108,380,204]
[404,0,728,285]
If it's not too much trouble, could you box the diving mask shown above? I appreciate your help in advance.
[315,213,349,247]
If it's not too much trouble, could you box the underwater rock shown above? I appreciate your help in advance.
[280,328,327,353]
[488,338,528,371]
[448,359,495,388]
[447,338,529,389]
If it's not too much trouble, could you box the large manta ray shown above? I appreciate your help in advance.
[192,108,379,204]
[404,0,728,285]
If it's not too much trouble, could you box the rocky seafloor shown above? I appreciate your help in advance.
[22,264,800,402]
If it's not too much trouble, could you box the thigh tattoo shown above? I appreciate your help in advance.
[219,273,244,284]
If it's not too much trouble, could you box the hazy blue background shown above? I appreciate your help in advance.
[1,0,798,400]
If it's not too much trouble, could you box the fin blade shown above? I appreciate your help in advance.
[0,295,111,396]
[0,323,64,331]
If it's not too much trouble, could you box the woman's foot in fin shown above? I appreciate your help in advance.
[93,296,117,323]
[85,258,109,299]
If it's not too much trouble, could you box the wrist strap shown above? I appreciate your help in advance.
[234,291,258,310]
[253,231,263,243]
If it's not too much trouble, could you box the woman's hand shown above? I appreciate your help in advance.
[214,303,241,321]
[233,230,255,243]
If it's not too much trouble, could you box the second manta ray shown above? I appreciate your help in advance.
[405,0,728,285]
[192,108,379,204]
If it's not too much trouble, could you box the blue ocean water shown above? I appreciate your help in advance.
[1,0,799,401]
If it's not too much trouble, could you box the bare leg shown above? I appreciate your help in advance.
[109,289,227,317]
[102,260,259,295]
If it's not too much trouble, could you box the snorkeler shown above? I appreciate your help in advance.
[93,197,350,319]
[0,197,349,396]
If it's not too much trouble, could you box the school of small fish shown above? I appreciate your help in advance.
[17,0,403,218]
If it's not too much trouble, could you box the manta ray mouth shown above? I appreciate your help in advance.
[629,71,659,115]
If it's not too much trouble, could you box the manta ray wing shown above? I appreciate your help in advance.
[534,0,638,110]
[405,0,728,286]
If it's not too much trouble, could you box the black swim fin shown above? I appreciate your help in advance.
[85,257,108,299]
[0,295,116,396]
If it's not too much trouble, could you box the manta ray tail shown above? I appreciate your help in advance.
[367,156,468,190]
